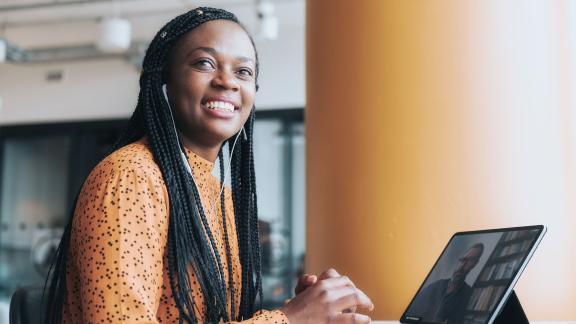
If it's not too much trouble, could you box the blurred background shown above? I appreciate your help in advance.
[1,0,576,323]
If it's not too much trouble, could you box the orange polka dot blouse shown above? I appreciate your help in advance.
[62,138,289,323]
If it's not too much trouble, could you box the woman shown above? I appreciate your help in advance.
[46,7,373,323]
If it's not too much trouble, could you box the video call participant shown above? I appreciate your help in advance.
[409,243,484,323]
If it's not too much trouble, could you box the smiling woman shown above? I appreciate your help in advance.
[166,19,257,160]
[43,6,373,324]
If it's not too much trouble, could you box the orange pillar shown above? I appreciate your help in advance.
[306,0,576,320]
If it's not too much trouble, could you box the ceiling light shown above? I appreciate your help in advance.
[258,1,278,40]
[0,38,7,63]
[97,17,131,53]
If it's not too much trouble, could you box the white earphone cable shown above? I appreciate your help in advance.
[162,83,242,215]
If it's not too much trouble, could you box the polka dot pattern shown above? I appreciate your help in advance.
[61,138,289,323]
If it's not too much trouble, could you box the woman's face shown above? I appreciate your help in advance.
[166,19,257,149]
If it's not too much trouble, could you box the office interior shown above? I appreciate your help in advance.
[0,0,574,323]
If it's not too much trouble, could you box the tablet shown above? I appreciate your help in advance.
[400,225,546,324]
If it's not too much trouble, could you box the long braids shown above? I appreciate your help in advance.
[45,7,263,323]
[219,148,236,319]
[230,109,263,317]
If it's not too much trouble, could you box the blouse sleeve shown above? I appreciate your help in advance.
[227,309,290,323]
[71,162,169,323]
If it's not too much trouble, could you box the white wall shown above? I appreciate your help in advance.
[0,1,305,125]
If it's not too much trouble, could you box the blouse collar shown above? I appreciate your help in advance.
[141,136,215,177]
[183,146,215,178]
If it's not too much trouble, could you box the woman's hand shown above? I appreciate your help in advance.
[281,271,374,324]
[294,274,318,295]
[294,269,360,313]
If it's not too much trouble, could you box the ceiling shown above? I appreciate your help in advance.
[0,0,304,48]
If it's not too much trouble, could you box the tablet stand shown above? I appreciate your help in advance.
[493,290,529,324]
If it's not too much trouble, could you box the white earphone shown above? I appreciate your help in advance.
[161,83,243,209]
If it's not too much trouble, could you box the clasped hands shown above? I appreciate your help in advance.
[280,268,374,324]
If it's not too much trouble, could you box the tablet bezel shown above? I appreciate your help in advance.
[399,225,546,324]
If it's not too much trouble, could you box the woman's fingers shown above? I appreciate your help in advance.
[306,274,318,284]
[327,287,374,313]
[295,274,318,294]
[319,269,357,288]
[332,313,371,324]
[281,270,374,324]
[315,275,357,291]
[313,277,374,313]
[317,269,360,314]
[319,268,340,280]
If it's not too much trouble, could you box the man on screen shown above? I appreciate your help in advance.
[409,243,484,324]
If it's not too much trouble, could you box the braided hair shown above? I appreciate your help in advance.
[45,7,263,323]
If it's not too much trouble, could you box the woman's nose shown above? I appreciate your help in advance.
[211,69,239,91]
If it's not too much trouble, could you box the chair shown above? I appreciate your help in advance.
[9,286,46,324]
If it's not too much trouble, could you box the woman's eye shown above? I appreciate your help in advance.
[194,59,215,69]
[237,68,253,77]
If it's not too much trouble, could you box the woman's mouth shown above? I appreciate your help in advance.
[203,97,239,112]
[205,100,235,112]
[202,97,239,119]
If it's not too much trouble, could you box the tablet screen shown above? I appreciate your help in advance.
[401,225,545,324]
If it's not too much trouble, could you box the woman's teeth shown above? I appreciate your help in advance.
[206,101,235,112]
